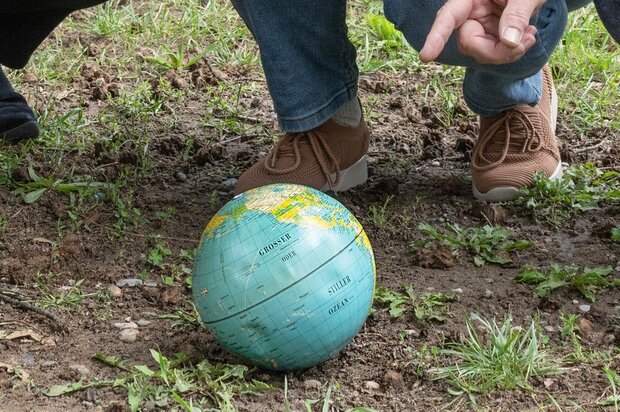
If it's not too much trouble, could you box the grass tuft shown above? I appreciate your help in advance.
[430,314,563,400]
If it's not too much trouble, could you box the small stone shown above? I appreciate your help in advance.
[116,278,143,288]
[69,364,91,378]
[486,278,494,284]
[144,281,158,288]
[107,285,122,298]
[483,289,494,298]
[543,378,555,389]
[303,379,321,389]
[136,319,152,327]
[451,288,463,294]
[431,161,440,167]
[175,172,187,182]
[113,321,138,330]
[41,361,57,369]
[22,353,35,366]
[365,381,381,390]
[543,325,555,333]
[86,387,98,402]
[221,178,238,189]
[577,318,594,338]
[572,299,579,305]
[119,329,139,343]
[403,329,420,338]
[604,334,616,345]
[578,304,591,313]
[383,370,404,388]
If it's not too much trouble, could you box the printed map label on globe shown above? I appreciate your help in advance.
[193,184,376,370]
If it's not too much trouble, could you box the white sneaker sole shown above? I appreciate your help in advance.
[472,81,563,203]
[321,155,368,192]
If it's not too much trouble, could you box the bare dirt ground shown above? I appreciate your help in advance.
[1,2,620,411]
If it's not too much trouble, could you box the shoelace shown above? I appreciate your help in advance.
[472,109,544,172]
[264,130,341,189]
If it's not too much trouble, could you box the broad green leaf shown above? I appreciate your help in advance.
[22,188,47,204]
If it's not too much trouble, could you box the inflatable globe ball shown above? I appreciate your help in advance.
[192,184,376,371]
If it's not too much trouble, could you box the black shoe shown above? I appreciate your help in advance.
[0,65,39,143]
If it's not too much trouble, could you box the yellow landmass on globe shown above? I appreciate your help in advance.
[202,185,364,241]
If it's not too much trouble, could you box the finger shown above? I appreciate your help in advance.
[499,0,543,48]
[478,14,501,37]
[458,20,530,64]
[419,0,473,62]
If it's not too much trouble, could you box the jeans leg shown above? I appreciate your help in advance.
[230,0,357,132]
[384,0,569,116]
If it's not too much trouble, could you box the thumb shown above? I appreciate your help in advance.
[499,0,538,48]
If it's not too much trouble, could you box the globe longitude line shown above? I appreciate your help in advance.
[203,228,365,326]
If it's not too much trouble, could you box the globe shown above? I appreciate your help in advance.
[192,184,376,371]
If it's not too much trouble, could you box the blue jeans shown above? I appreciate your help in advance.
[231,0,592,132]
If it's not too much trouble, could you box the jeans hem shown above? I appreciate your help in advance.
[277,82,358,132]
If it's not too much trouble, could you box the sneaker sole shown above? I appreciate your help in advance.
[472,82,561,203]
[321,155,368,192]
[1,120,40,142]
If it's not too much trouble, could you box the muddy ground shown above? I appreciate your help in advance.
[1,6,620,412]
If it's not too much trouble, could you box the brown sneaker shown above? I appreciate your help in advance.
[471,65,563,202]
[234,118,370,195]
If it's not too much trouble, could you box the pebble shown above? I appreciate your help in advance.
[136,319,152,327]
[116,278,143,288]
[543,325,555,333]
[578,304,591,313]
[107,285,122,298]
[86,387,98,402]
[483,289,494,298]
[451,288,463,294]
[114,321,138,330]
[383,370,404,388]
[365,381,381,390]
[175,172,187,182]
[41,361,57,369]
[22,352,35,366]
[403,329,420,338]
[69,364,91,377]
[221,178,238,189]
[303,379,321,389]
[431,161,440,167]
[572,299,580,305]
[144,281,158,288]
[577,318,594,338]
[119,329,139,343]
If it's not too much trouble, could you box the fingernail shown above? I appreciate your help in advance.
[503,27,522,45]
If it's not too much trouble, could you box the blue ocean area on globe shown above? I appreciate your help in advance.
[192,184,376,370]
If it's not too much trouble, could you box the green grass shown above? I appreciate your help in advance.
[35,278,92,310]
[510,163,620,227]
[430,314,563,402]
[514,264,618,302]
[44,349,273,412]
[411,222,533,266]
[374,285,458,323]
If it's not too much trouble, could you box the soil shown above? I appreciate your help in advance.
[1,36,620,412]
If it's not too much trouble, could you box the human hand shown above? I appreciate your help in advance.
[419,0,544,65]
